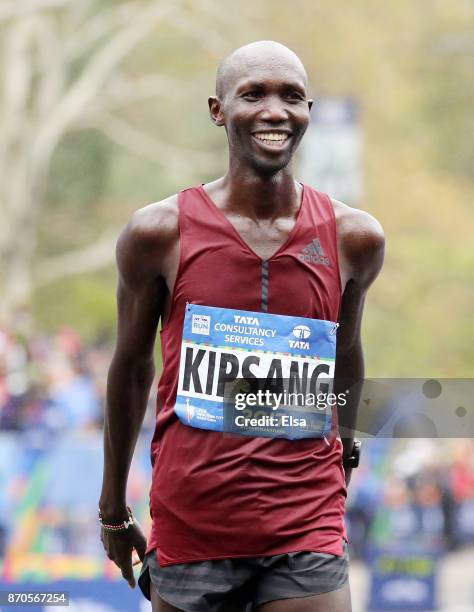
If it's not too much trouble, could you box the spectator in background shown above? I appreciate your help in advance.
[0,327,105,432]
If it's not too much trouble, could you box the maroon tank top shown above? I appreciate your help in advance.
[147,183,347,565]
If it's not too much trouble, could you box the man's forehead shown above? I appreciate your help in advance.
[226,62,307,97]
[236,47,303,68]
[216,41,308,98]
[233,70,307,92]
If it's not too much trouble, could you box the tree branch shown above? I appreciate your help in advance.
[64,2,141,61]
[35,229,119,287]
[81,73,201,118]
[92,113,223,174]
[30,1,180,175]
[0,0,72,22]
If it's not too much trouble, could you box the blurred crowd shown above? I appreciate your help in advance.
[347,439,474,558]
[0,327,160,436]
[0,327,108,432]
[0,328,154,568]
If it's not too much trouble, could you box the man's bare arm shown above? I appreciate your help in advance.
[99,199,178,586]
[334,203,385,483]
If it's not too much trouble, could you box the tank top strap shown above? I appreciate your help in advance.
[299,184,341,287]
[177,186,237,250]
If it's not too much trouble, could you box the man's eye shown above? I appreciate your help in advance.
[286,93,305,102]
[242,92,261,100]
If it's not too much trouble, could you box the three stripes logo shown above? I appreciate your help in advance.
[298,238,330,266]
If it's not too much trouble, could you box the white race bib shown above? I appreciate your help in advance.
[175,304,339,439]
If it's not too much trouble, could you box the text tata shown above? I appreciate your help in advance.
[234,315,259,325]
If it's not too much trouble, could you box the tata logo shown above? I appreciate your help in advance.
[192,314,210,335]
[292,325,311,339]
[290,325,311,350]
[289,340,310,349]
[234,314,260,325]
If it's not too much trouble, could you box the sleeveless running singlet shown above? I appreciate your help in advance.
[147,184,347,566]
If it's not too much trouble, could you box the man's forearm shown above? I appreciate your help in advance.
[334,341,364,459]
[99,354,155,519]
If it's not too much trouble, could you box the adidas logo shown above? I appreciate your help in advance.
[298,239,330,266]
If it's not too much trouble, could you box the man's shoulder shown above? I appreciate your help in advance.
[126,193,180,243]
[116,193,180,281]
[330,198,384,241]
[330,197,385,287]
[303,185,383,242]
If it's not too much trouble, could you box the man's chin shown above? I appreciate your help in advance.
[250,154,292,176]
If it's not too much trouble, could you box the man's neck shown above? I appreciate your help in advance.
[207,166,301,221]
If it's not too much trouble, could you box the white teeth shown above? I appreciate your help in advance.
[254,132,289,142]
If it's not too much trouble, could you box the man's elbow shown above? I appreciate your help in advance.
[336,339,364,370]
[109,351,155,386]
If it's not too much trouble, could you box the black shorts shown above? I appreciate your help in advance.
[138,542,349,612]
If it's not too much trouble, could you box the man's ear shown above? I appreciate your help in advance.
[208,96,225,126]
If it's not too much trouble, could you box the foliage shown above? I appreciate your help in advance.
[1,0,470,376]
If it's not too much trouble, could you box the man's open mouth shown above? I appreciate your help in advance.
[252,131,291,148]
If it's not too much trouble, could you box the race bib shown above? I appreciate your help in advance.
[175,304,339,440]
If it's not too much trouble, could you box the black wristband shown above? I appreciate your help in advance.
[342,439,361,469]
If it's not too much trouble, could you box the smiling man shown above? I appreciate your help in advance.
[99,40,385,612]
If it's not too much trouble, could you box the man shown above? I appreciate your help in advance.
[99,40,384,612]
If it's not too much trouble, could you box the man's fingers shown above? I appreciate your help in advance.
[118,556,135,588]
[99,525,145,587]
[132,550,141,566]
[135,535,147,562]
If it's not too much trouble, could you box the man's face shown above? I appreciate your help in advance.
[212,60,312,175]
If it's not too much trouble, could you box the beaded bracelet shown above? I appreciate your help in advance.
[98,506,135,532]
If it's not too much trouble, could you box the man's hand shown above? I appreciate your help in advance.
[100,521,147,588]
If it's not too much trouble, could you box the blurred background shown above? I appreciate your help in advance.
[0,0,473,610]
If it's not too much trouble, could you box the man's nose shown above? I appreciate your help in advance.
[259,96,289,121]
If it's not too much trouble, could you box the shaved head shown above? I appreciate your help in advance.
[209,40,312,176]
[216,40,308,101]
